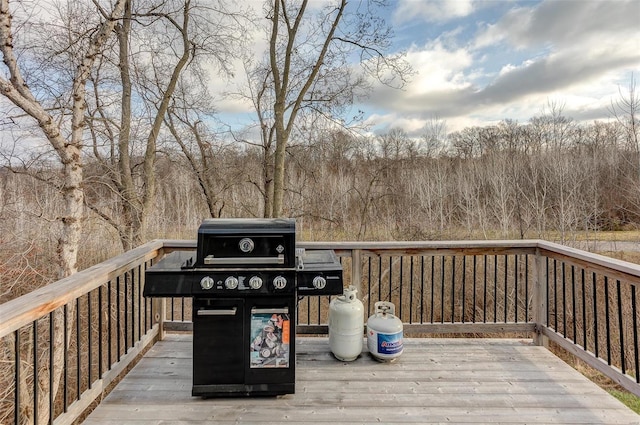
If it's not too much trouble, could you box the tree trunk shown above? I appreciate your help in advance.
[271,117,288,217]
[116,0,138,251]
[140,1,192,244]
[263,142,275,218]
[267,0,346,217]
[1,1,125,422]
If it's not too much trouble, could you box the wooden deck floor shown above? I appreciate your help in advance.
[82,334,639,424]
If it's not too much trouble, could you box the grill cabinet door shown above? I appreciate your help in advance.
[192,298,244,388]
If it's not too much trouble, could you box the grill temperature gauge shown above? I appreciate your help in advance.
[200,276,214,290]
[273,276,287,290]
[239,238,254,253]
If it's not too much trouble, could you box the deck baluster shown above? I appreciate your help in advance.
[3,239,640,425]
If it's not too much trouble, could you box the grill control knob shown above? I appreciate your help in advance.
[224,276,239,290]
[312,276,327,290]
[249,276,263,290]
[273,276,287,290]
[200,276,214,290]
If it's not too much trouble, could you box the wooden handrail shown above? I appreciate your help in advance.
[0,240,164,339]
[4,239,640,341]
[537,240,640,284]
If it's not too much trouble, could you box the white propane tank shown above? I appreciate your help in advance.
[366,301,403,362]
[328,285,364,361]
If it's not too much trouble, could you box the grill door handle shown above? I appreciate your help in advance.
[197,307,237,316]
[252,308,289,314]
[203,255,285,265]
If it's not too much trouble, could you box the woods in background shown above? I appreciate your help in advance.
[0,0,638,297]
[3,107,639,260]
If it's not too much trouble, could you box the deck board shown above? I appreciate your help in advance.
[82,335,639,424]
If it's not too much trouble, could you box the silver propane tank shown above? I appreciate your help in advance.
[366,301,403,362]
[328,285,364,361]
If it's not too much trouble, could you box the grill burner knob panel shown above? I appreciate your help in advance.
[200,276,214,290]
[312,276,327,290]
[249,276,263,290]
[273,276,287,290]
[225,276,239,290]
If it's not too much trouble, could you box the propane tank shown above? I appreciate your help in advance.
[366,301,403,362]
[328,285,364,361]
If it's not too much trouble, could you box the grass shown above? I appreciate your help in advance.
[610,390,640,414]
[575,230,640,242]
[549,341,640,414]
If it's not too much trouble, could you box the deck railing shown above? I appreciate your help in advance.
[1,239,639,425]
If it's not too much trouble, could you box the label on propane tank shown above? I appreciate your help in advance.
[377,332,403,355]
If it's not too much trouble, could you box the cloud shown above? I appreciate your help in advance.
[362,112,433,137]
[462,0,640,117]
[365,0,640,131]
[393,0,475,24]
[405,41,474,93]
[209,0,639,137]
[474,47,639,105]
[475,0,640,50]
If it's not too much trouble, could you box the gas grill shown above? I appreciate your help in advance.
[143,218,343,397]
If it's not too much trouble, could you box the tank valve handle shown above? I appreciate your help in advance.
[374,301,395,316]
[342,285,358,302]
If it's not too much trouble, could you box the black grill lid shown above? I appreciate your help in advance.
[196,218,296,268]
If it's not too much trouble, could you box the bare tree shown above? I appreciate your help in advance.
[164,82,245,218]
[84,0,246,249]
[1,2,126,423]
[610,74,639,157]
[83,0,193,249]
[245,0,412,218]
[379,128,415,160]
[237,60,278,218]
[1,0,125,275]
[421,115,448,158]
[608,74,640,223]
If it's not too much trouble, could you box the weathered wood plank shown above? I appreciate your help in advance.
[154,239,639,291]
[100,389,620,410]
[83,404,638,424]
[115,379,605,396]
[82,336,640,425]
[0,240,165,338]
[299,240,539,257]
[538,240,640,283]
[279,322,536,335]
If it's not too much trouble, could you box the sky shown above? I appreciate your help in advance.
[217,0,640,137]
[365,0,640,134]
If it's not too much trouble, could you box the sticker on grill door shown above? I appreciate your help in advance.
[249,308,290,368]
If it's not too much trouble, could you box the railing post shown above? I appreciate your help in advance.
[153,298,166,341]
[533,247,549,347]
[351,249,362,298]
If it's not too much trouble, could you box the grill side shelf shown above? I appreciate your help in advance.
[144,251,196,297]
